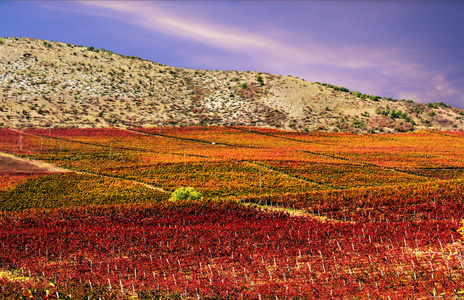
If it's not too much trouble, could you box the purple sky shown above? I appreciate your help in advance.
[2,1,464,108]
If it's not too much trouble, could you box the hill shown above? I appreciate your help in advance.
[1,37,463,133]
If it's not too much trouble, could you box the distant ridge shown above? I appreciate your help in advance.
[1,37,463,133]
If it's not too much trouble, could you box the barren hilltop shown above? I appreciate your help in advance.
[1,37,463,133]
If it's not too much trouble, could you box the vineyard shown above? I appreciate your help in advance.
[1,126,464,299]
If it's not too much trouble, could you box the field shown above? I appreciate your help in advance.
[1,126,464,299]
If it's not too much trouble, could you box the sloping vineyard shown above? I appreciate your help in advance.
[1,127,464,299]
[0,201,463,299]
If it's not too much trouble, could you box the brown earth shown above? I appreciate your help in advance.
[1,37,464,133]
[0,152,69,173]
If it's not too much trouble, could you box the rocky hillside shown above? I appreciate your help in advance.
[1,37,463,133]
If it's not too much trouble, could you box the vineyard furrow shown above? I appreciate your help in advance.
[128,127,258,149]
[2,127,464,298]
[301,150,433,179]
[247,160,343,190]
[226,125,333,146]
[71,169,171,194]
[17,129,209,158]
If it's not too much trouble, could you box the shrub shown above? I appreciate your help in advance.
[170,187,202,201]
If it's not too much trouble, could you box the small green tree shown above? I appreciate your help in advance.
[170,187,202,201]
[0,38,3,45]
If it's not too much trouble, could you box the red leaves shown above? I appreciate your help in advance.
[25,128,137,138]
[1,201,463,298]
[1,127,464,297]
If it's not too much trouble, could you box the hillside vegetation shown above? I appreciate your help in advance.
[1,37,463,133]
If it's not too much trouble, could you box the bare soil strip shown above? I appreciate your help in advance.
[0,146,169,193]
[247,161,343,190]
[65,168,171,194]
[244,202,348,223]
[0,152,69,173]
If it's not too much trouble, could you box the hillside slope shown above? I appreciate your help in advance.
[1,37,463,132]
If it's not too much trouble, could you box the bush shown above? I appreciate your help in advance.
[170,187,202,201]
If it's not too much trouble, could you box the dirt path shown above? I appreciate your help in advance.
[69,169,171,194]
[246,161,342,190]
[0,152,70,173]
[244,203,350,223]
[0,150,169,193]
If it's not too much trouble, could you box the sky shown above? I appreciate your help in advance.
[2,1,464,108]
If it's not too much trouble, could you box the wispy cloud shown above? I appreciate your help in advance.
[76,1,407,71]
[37,1,464,107]
[77,2,279,54]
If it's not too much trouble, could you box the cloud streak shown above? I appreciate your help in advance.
[77,2,276,54]
[77,1,410,71]
[34,1,464,107]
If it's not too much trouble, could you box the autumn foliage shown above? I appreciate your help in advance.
[1,127,464,298]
